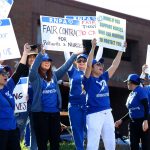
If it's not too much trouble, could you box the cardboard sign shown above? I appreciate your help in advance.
[64,16,96,40]
[146,45,150,74]
[0,18,20,60]
[0,0,14,18]
[96,11,126,51]
[40,16,83,52]
[13,77,29,113]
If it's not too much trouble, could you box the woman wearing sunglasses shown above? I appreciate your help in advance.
[0,43,31,150]
[66,53,88,150]
[83,38,124,150]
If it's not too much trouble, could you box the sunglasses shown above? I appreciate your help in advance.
[95,62,104,67]
[0,71,10,77]
[77,59,87,63]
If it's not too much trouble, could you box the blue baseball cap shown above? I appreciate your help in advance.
[42,53,52,61]
[92,58,104,66]
[0,64,11,73]
[77,54,87,60]
[124,74,140,84]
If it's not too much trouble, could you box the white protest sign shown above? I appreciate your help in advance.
[13,77,29,113]
[0,0,14,18]
[40,16,83,52]
[0,18,20,60]
[96,11,126,51]
[95,46,103,61]
[64,16,96,40]
[146,45,150,74]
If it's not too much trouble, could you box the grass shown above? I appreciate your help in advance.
[21,141,76,150]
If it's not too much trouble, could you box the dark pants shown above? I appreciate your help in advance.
[32,112,61,150]
[0,128,21,150]
[129,118,150,150]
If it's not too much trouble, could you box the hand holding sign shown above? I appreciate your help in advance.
[91,38,97,50]
[40,44,46,55]
[24,43,31,55]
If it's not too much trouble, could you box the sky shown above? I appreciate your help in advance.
[75,0,150,21]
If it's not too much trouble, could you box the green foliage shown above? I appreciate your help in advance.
[20,141,76,150]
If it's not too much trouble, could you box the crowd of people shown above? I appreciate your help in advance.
[0,39,150,150]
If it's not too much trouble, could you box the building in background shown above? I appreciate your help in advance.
[7,0,150,135]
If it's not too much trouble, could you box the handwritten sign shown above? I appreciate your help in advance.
[65,16,96,40]
[0,18,20,60]
[13,77,29,113]
[40,16,83,52]
[0,0,14,18]
[96,11,126,51]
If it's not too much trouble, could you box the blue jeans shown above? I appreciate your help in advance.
[16,112,37,150]
[16,112,28,140]
[68,103,86,150]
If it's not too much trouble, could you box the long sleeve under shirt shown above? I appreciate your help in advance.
[0,63,28,130]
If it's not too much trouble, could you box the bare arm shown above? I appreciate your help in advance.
[107,51,123,78]
[85,38,96,78]
[107,42,127,78]
[20,43,31,64]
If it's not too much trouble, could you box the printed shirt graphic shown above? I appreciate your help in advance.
[83,71,110,114]
[41,79,58,112]
[126,86,148,119]
[68,66,86,105]
[0,78,17,130]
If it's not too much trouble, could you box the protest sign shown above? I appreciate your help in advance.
[96,11,126,51]
[13,77,29,113]
[0,0,14,18]
[0,18,20,60]
[146,45,150,74]
[95,46,103,61]
[65,16,96,40]
[40,16,83,52]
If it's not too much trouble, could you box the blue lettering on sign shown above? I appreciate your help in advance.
[0,19,10,26]
[41,16,80,25]
[6,0,14,5]
[65,16,96,21]
[17,77,28,85]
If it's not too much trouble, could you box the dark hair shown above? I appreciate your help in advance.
[129,80,140,85]
[38,65,53,82]
[26,54,37,67]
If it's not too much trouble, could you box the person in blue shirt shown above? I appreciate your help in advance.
[115,74,150,150]
[29,47,83,150]
[0,43,31,150]
[140,64,150,149]
[16,45,38,150]
[83,38,124,150]
[66,53,87,150]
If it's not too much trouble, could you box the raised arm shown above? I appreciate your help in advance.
[107,42,126,78]
[107,51,123,78]
[84,38,96,78]
[12,43,31,85]
[29,46,46,81]
[55,49,83,80]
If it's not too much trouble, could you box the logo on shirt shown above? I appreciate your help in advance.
[42,89,56,94]
[5,91,13,99]
[96,80,107,92]
[126,92,137,105]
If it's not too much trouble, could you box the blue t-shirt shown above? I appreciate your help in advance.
[0,78,17,130]
[83,71,110,114]
[41,79,58,112]
[143,85,150,114]
[68,66,86,105]
[126,86,148,119]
